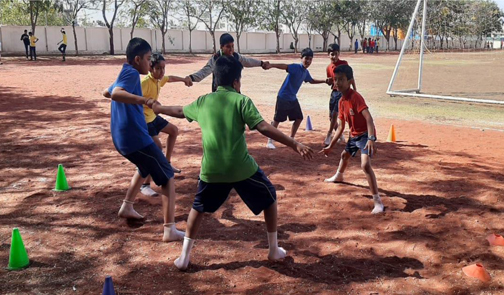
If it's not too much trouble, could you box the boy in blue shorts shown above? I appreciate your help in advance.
[103,38,184,242]
[152,55,314,270]
[321,65,384,214]
[265,48,330,149]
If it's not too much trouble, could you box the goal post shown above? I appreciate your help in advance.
[386,0,504,105]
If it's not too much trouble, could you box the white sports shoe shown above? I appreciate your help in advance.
[266,139,276,149]
[140,185,159,197]
[324,135,332,146]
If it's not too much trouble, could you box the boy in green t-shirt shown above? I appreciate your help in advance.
[153,55,314,270]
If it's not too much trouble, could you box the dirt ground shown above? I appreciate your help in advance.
[1,51,504,295]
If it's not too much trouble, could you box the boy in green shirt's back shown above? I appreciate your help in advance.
[153,55,314,270]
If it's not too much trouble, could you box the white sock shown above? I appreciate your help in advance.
[267,231,286,261]
[174,236,194,270]
[163,223,185,242]
[371,194,384,214]
[325,171,343,183]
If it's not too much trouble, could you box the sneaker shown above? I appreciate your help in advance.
[266,140,276,149]
[140,185,159,197]
[324,135,332,146]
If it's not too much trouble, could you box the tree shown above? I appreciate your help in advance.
[306,0,334,51]
[356,0,371,42]
[281,0,306,53]
[191,0,226,54]
[23,0,60,34]
[259,0,282,53]
[341,0,361,51]
[102,0,126,55]
[177,0,201,54]
[63,0,97,56]
[126,0,149,40]
[224,0,259,53]
[471,0,504,48]
[150,0,172,54]
[371,0,415,51]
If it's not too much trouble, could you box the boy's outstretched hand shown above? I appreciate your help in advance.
[293,142,314,160]
[183,76,193,87]
[319,146,332,157]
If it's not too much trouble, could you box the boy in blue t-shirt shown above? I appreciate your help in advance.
[265,48,330,149]
[103,38,184,242]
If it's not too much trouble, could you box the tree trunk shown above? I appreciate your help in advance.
[73,23,79,56]
[275,30,280,53]
[109,28,115,55]
[236,32,241,53]
[440,36,444,49]
[210,31,216,53]
[294,36,298,53]
[189,29,193,54]
[161,30,166,54]
[130,27,134,40]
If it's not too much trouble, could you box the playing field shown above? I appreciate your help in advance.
[1,51,504,294]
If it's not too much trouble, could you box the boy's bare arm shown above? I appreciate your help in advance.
[320,118,345,156]
[167,75,193,86]
[152,102,185,119]
[102,88,111,98]
[267,63,289,70]
[361,109,377,156]
[110,87,149,105]
[255,121,313,160]
[310,78,332,85]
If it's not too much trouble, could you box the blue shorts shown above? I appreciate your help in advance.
[123,143,174,186]
[147,116,169,137]
[329,91,342,118]
[345,133,370,157]
[193,168,276,215]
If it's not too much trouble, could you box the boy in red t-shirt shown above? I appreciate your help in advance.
[325,44,357,146]
[320,65,384,214]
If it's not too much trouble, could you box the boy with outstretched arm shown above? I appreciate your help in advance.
[103,38,184,242]
[153,55,314,270]
[321,65,384,214]
[265,48,330,149]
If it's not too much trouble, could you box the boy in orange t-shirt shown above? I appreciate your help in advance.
[325,44,357,146]
[321,65,384,214]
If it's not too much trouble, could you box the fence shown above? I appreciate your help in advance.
[0,25,402,55]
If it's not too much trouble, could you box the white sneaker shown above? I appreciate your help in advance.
[140,185,159,197]
[324,135,332,146]
[266,139,276,149]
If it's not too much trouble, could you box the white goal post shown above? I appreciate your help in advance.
[386,0,504,105]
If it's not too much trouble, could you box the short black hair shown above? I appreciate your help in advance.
[126,37,151,64]
[334,64,354,80]
[24,30,27,32]
[150,53,165,68]
[29,32,32,35]
[327,43,340,53]
[214,55,243,87]
[301,48,313,58]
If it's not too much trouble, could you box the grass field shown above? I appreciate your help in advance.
[1,50,504,295]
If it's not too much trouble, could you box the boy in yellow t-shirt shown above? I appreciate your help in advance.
[29,32,39,61]
[140,53,193,197]
[57,28,67,61]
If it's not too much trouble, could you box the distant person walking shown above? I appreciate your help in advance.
[354,39,359,54]
[57,28,67,61]
[376,38,380,54]
[367,38,371,53]
[20,30,30,59]
[362,38,367,54]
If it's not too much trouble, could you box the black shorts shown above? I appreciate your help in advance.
[329,91,342,118]
[193,168,276,215]
[274,98,303,122]
[147,116,169,137]
[345,133,370,157]
[123,142,174,186]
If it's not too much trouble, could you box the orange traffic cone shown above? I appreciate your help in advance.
[462,263,491,282]
[487,233,504,246]
[387,124,396,142]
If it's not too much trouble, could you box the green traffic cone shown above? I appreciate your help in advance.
[7,228,29,270]
[54,164,70,191]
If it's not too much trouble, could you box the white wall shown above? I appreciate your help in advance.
[0,25,409,55]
